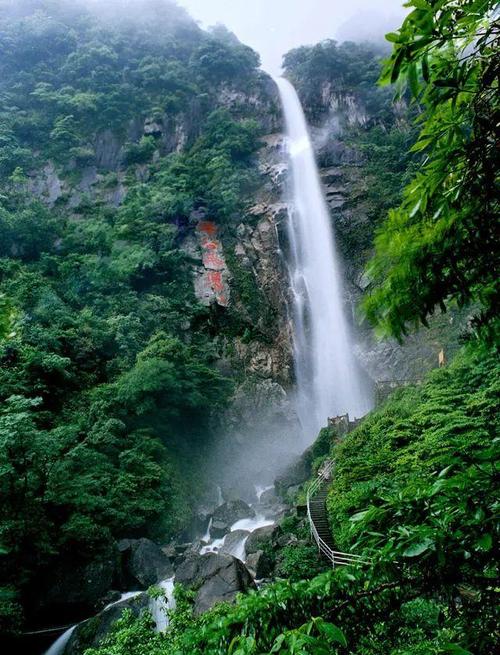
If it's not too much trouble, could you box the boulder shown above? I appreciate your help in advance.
[246,550,274,579]
[276,533,300,549]
[117,538,173,590]
[176,552,255,615]
[210,520,228,539]
[65,592,149,655]
[95,590,121,611]
[245,525,280,555]
[212,500,255,529]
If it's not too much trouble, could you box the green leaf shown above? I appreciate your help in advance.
[441,644,473,655]
[408,62,420,98]
[403,538,434,557]
[411,0,431,9]
[385,32,401,43]
[422,53,430,82]
[476,534,492,551]
[350,509,370,522]
[317,621,347,647]
[391,49,406,84]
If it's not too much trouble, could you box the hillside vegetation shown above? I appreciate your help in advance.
[81,343,499,655]
[0,0,270,632]
[0,0,497,652]
[78,2,498,653]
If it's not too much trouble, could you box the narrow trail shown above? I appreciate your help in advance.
[308,482,336,552]
[306,460,368,568]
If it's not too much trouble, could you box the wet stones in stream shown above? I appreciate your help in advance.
[245,550,274,579]
[175,552,255,615]
[220,530,250,559]
[210,500,255,536]
[245,524,280,555]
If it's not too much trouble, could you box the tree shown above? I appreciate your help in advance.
[362,0,499,341]
[0,295,13,340]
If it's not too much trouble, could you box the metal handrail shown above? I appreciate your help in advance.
[306,459,369,567]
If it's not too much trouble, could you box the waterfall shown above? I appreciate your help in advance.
[276,77,371,440]
[149,577,176,633]
[43,625,76,655]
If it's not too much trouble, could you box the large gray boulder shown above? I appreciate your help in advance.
[220,530,250,559]
[210,520,229,539]
[212,500,255,531]
[176,552,255,615]
[117,538,173,590]
[245,525,280,555]
[246,550,274,579]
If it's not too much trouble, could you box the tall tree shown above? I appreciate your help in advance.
[363,0,499,340]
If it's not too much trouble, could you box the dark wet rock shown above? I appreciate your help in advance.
[175,552,254,615]
[246,550,274,579]
[212,500,255,531]
[66,592,149,655]
[174,543,192,555]
[210,520,228,539]
[95,590,121,612]
[161,543,177,559]
[245,525,280,555]
[117,538,173,590]
[276,533,300,549]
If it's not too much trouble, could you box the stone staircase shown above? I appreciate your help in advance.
[306,460,368,567]
[308,484,335,551]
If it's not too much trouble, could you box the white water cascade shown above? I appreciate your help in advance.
[43,625,76,655]
[276,77,371,439]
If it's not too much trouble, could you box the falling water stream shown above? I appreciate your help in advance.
[275,77,371,439]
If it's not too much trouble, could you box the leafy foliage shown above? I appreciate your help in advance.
[363,0,499,339]
[82,344,497,655]
[0,0,263,173]
[0,0,267,634]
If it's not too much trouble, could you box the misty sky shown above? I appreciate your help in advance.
[178,0,407,74]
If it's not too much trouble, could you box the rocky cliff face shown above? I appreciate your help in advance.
[26,71,298,496]
[27,73,292,385]
[218,132,292,386]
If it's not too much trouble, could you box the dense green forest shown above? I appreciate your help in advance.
[0,0,498,653]
[0,0,273,632]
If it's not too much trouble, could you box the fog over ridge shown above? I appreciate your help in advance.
[1,0,407,74]
[178,0,407,74]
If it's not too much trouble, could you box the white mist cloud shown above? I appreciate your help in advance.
[178,0,407,74]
